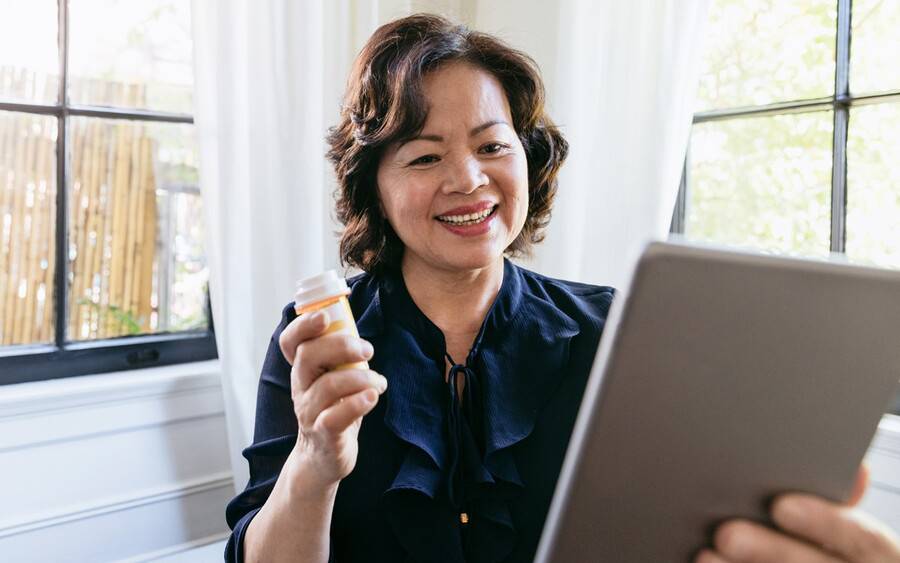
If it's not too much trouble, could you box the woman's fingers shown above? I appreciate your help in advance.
[702,467,898,563]
[695,548,734,563]
[298,369,387,428]
[712,519,843,563]
[291,332,375,392]
[279,310,330,364]
[771,493,900,562]
[279,310,382,485]
[315,388,380,436]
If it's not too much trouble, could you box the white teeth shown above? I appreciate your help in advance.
[438,206,495,225]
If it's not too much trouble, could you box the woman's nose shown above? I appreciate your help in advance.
[442,155,488,195]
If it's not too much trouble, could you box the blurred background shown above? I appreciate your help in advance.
[0,0,207,349]
[0,1,897,561]
[686,0,900,267]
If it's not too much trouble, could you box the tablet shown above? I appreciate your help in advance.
[535,241,900,563]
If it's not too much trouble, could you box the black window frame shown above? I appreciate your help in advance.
[671,0,900,415]
[0,0,217,386]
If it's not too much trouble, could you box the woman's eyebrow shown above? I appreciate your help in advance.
[469,119,509,136]
[399,120,511,148]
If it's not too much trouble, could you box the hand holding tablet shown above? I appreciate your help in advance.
[699,465,900,562]
[536,241,900,563]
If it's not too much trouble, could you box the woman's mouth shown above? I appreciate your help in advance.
[436,205,497,226]
[435,205,498,237]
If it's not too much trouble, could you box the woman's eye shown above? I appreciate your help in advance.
[480,142,509,155]
[409,155,439,166]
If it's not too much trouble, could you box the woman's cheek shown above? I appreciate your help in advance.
[514,198,529,234]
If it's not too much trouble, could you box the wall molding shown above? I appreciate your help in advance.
[873,415,900,455]
[0,361,233,561]
[0,472,233,538]
[116,532,230,563]
[0,387,225,453]
[868,415,900,492]
[0,360,221,420]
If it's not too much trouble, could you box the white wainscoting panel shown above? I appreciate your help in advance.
[0,361,234,562]
[861,415,900,532]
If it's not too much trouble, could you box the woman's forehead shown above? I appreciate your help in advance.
[418,63,513,128]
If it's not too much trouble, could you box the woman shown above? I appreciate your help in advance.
[225,14,900,563]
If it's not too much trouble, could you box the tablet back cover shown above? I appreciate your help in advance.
[537,242,900,563]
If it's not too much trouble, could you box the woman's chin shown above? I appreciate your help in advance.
[405,246,505,275]
[446,247,508,272]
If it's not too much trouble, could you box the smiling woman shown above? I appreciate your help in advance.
[223,12,900,563]
[225,14,609,563]
[376,63,529,277]
[327,14,566,277]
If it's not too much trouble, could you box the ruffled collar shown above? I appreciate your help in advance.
[354,259,581,563]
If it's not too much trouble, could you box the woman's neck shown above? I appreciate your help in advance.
[401,255,504,349]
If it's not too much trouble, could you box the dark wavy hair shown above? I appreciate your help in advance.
[327,13,568,274]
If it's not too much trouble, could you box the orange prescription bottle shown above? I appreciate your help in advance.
[294,270,368,371]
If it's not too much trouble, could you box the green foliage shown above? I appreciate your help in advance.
[76,298,144,335]
[696,0,837,111]
[687,0,900,269]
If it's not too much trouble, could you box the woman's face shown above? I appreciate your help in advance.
[376,62,529,275]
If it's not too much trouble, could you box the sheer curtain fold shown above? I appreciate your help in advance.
[529,0,710,288]
[191,0,379,488]
[191,0,709,489]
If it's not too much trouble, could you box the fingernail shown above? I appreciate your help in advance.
[360,340,374,359]
[309,310,327,325]
[363,388,378,404]
[772,496,806,527]
[370,373,388,393]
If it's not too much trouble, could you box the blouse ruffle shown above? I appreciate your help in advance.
[354,259,582,563]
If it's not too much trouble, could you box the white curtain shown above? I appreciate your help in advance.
[526,0,711,289]
[191,0,709,490]
[192,0,345,490]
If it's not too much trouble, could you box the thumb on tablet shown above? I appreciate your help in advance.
[847,463,869,507]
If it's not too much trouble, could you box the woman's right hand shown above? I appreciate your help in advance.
[278,309,387,492]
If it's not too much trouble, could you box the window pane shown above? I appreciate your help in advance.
[846,103,900,269]
[68,0,193,113]
[850,0,900,95]
[67,117,208,341]
[0,111,57,346]
[696,0,836,111]
[0,0,59,104]
[686,112,832,256]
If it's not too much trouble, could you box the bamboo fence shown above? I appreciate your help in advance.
[0,67,159,346]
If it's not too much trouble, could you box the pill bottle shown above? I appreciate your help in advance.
[294,270,368,371]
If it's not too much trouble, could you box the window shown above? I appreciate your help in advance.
[0,0,216,385]
[673,0,900,413]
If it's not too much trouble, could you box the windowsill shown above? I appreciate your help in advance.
[873,413,900,452]
[0,360,222,418]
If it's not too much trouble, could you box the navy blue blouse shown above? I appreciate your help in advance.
[225,259,615,562]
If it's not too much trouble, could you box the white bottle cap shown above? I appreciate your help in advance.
[294,270,350,310]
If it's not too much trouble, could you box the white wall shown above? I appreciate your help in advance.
[470,0,560,113]
[862,417,900,532]
[0,361,233,562]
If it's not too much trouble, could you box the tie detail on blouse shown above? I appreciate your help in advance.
[445,352,485,532]
[368,260,586,562]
